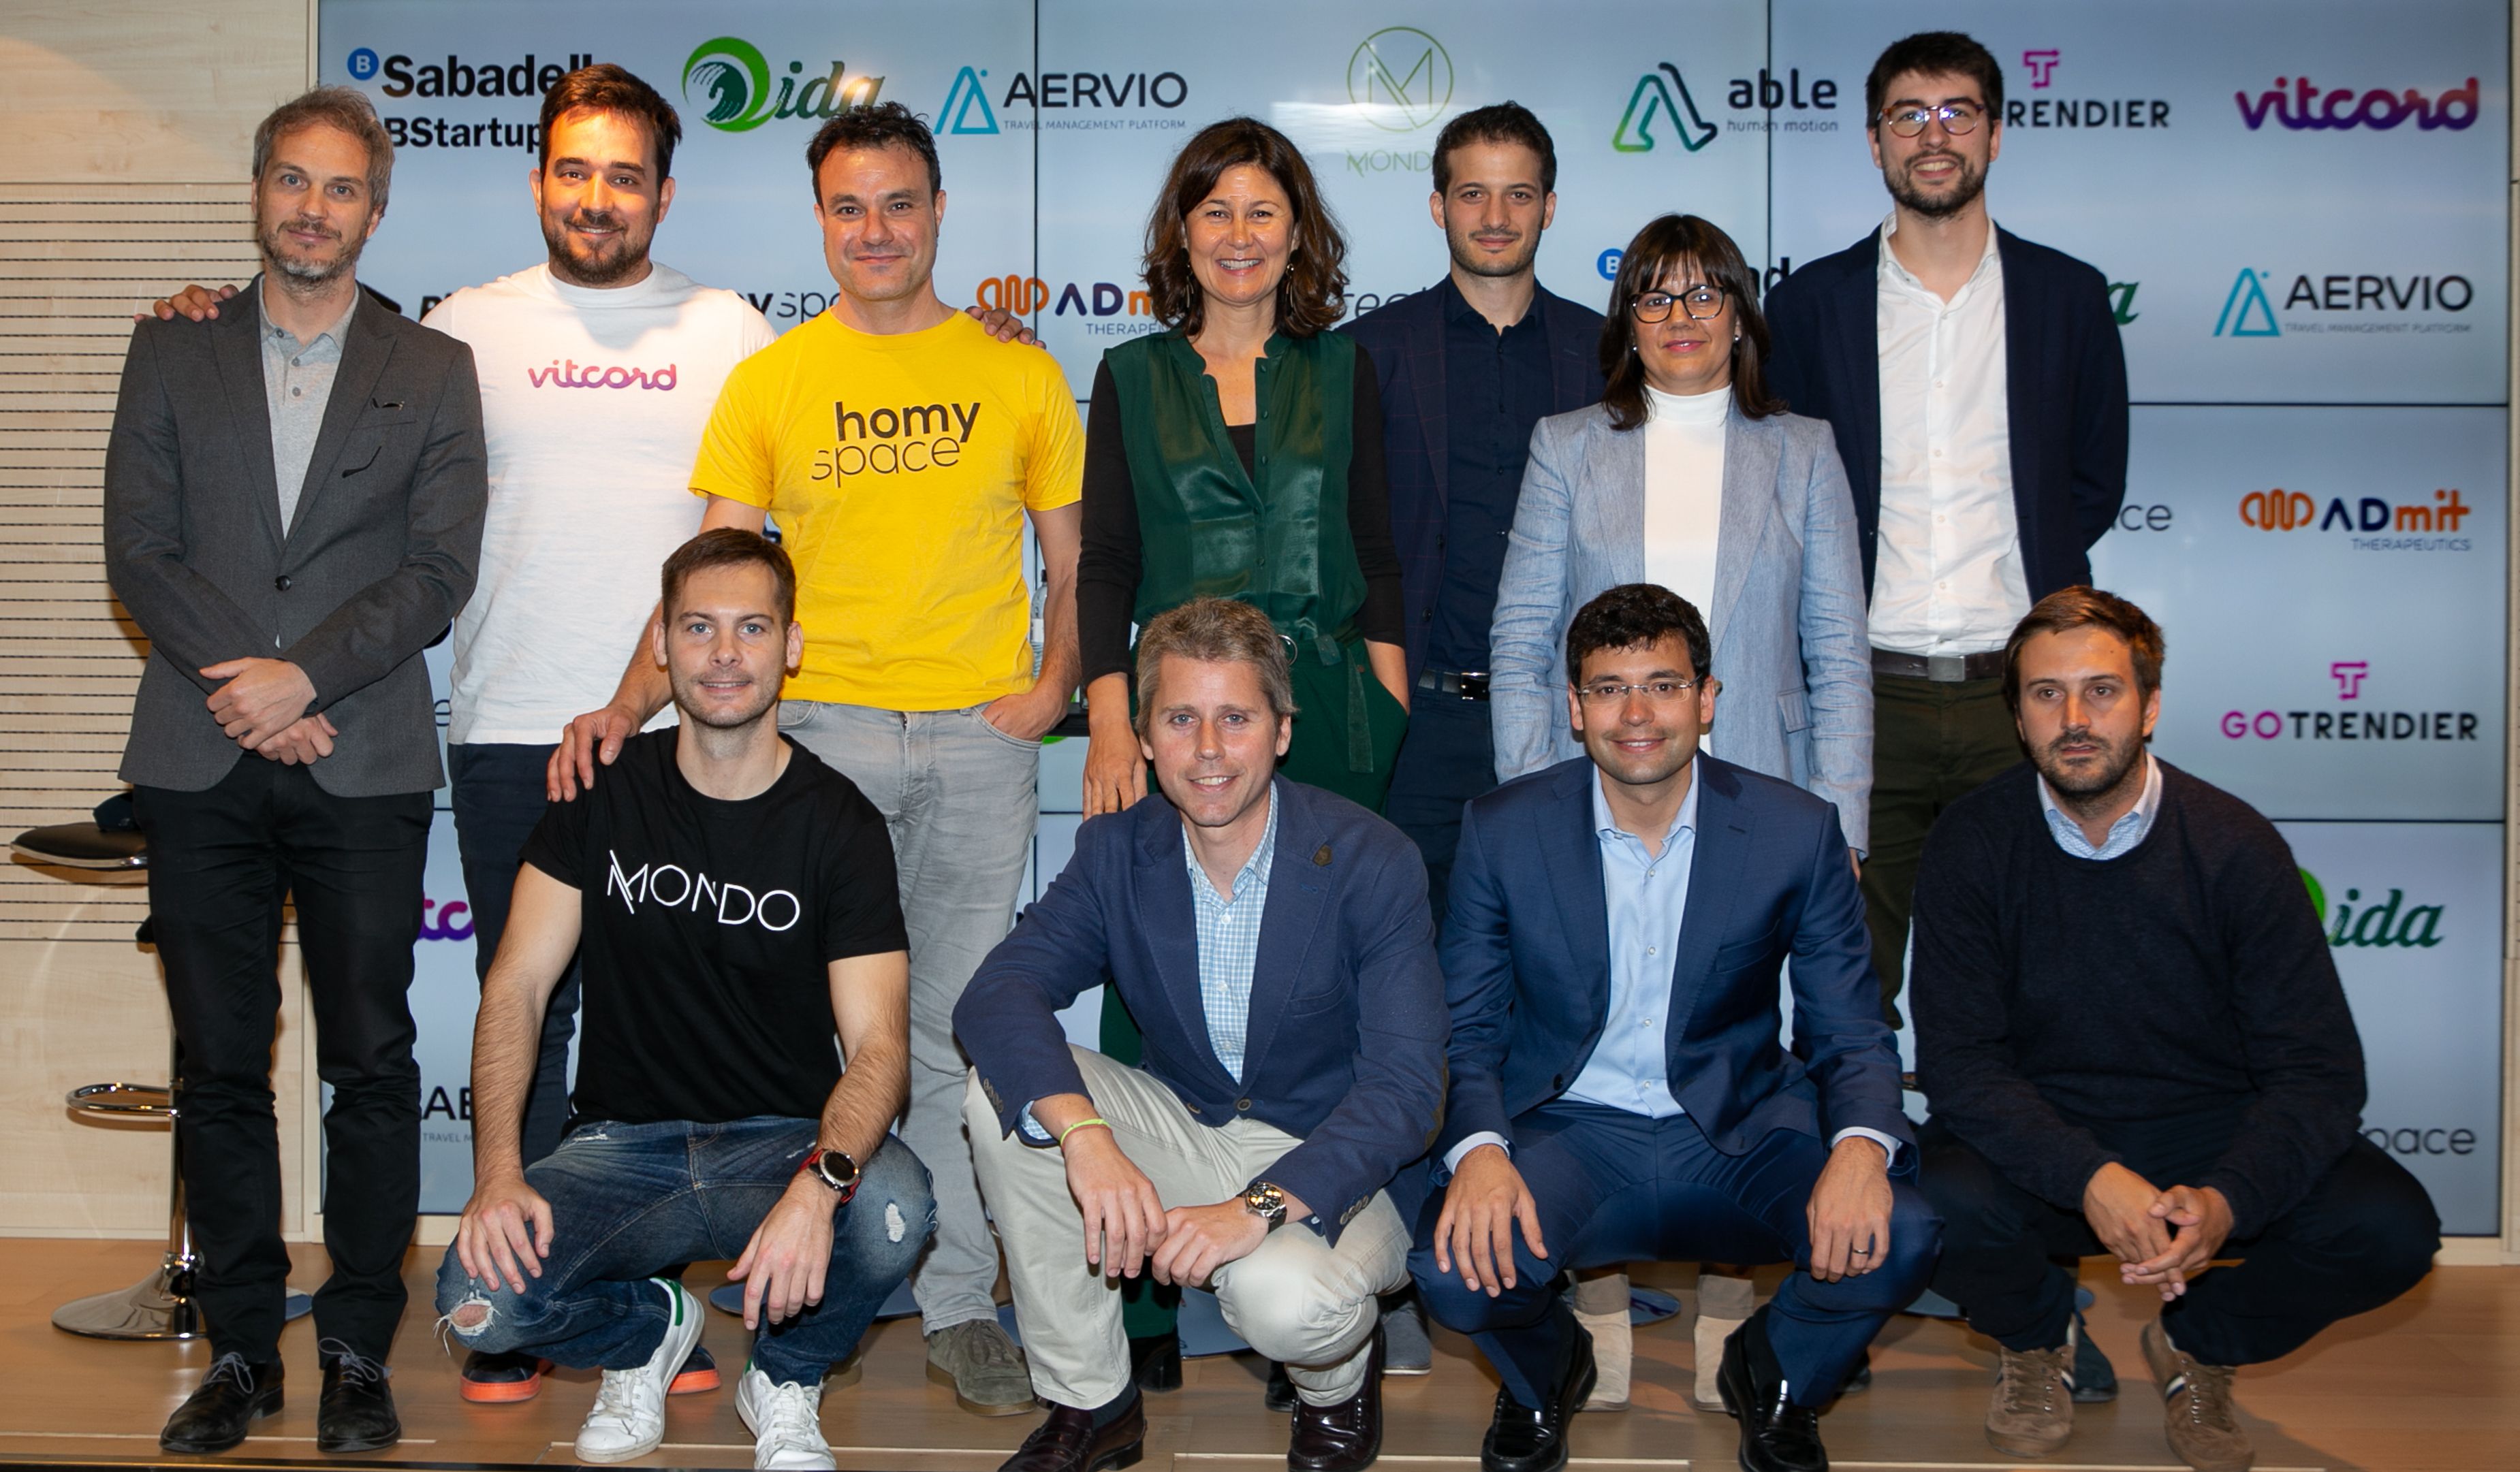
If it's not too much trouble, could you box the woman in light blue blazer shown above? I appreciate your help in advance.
[1490,212,1872,853]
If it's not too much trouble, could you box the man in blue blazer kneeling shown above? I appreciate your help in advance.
[958,596,1449,1472]
[1415,583,1937,1472]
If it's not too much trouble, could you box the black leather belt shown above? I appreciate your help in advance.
[1416,667,1492,701]
[1872,647,2006,683]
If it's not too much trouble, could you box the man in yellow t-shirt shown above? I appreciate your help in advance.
[553,101,1081,1418]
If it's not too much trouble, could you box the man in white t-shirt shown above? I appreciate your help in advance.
[428,65,770,1405]
[155,63,773,1405]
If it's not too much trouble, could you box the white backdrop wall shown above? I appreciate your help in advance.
[316,0,2510,1232]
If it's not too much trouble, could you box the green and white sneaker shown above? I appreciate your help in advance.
[575,1279,704,1463]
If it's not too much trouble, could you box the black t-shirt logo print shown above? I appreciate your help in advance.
[604,850,804,931]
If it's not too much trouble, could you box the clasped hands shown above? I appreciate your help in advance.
[2083,1161,2233,1300]
[202,657,334,765]
[1058,1119,1292,1288]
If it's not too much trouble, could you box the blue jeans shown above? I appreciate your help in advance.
[435,1119,934,1385]
[1412,1103,1940,1408]
[448,742,580,1165]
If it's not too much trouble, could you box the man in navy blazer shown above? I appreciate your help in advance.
[959,597,1446,1472]
[1340,102,1605,923]
[1413,585,1936,1472]
[1762,31,2129,1027]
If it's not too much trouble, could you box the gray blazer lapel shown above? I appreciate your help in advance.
[1587,415,1648,588]
[1708,411,1781,651]
[285,295,396,545]
[212,291,284,554]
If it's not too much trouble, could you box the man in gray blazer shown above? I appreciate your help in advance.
[103,87,485,1457]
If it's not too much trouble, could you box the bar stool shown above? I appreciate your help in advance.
[13,812,311,1339]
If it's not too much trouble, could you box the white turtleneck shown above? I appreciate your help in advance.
[1640,382,1729,641]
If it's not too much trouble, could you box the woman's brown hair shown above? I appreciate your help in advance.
[1141,117,1348,338]
[1597,212,1784,430]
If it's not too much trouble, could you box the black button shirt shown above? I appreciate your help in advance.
[1428,278,1555,673]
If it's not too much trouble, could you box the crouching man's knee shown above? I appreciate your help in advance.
[836,1138,939,1283]
[432,1246,530,1356]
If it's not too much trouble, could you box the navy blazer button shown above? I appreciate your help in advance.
[1235,1098,1251,1111]
[273,575,292,592]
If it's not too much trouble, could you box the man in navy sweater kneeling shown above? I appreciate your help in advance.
[1911,587,2439,1472]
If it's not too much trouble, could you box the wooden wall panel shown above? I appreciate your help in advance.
[0,1,313,1239]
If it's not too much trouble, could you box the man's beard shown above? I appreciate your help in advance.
[1886,150,1987,221]
[542,208,652,287]
[260,215,365,286]
[1447,224,1540,281]
[2035,726,2145,805]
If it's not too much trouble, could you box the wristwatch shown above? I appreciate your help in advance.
[800,1147,861,1206]
[1242,1181,1288,1230]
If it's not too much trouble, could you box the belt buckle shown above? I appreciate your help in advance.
[1927,654,1968,683]
[1457,671,1490,700]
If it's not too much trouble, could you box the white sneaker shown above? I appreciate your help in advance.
[576,1279,704,1463]
[736,1365,834,1471]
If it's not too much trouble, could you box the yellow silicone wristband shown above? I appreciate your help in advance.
[1058,1117,1112,1147]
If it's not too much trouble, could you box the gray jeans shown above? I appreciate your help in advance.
[778,699,1040,1332]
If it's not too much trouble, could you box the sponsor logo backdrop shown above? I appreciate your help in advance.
[317,0,2507,1230]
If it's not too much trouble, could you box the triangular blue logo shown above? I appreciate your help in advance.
[2214,268,2280,338]
[943,66,998,135]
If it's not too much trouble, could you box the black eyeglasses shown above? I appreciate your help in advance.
[1879,101,1984,137]
[1629,284,1727,323]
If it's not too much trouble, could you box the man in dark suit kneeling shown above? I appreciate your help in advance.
[958,597,1448,1472]
[1415,583,1937,1472]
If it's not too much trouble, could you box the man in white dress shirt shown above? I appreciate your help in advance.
[1763,30,2129,1031]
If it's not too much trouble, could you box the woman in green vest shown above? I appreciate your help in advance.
[1076,116,1410,817]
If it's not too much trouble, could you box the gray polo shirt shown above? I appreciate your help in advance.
[257,283,359,532]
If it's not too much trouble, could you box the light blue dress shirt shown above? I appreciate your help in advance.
[1445,767,1900,1172]
[1018,787,1281,1144]
[1185,783,1280,1084]
[2038,752,2162,860]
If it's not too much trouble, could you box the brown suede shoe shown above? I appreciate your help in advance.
[1288,1325,1383,1472]
[2140,1319,2254,1472]
[1986,1342,2075,1458]
[998,1397,1146,1472]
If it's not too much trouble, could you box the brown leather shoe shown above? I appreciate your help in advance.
[999,1396,1146,1472]
[1289,1325,1383,1472]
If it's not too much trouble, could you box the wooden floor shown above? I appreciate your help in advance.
[0,1240,2512,1471]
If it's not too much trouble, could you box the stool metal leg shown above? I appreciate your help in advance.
[53,1035,204,1340]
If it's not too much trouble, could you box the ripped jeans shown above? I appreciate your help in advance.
[434,1117,933,1386]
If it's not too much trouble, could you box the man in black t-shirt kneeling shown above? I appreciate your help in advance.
[436,529,931,1472]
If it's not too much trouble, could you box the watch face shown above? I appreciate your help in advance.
[815,1151,858,1191]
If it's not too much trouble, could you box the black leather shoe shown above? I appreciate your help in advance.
[160,1353,283,1453]
[1481,1322,1596,1472]
[1131,1331,1183,1393]
[998,1396,1146,1472]
[1715,1308,1826,1472]
[1288,1325,1382,1472]
[315,1341,401,1454]
[1264,1359,1297,1411]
